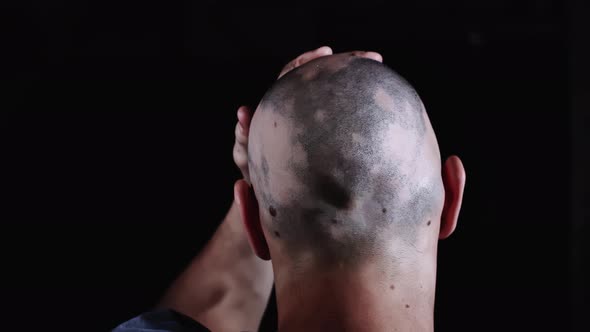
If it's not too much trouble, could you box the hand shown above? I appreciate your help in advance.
[232,46,383,184]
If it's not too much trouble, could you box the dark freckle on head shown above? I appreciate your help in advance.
[405,304,410,308]
[390,284,395,290]
[427,220,431,226]
[331,219,338,224]
[269,206,277,217]
[274,231,280,238]
[382,208,387,213]
[274,121,277,128]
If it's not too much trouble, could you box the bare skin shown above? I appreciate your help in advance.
[235,53,466,332]
[160,47,385,332]
[158,200,273,332]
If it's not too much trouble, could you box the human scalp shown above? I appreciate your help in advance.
[248,54,444,267]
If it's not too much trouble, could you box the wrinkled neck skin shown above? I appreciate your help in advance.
[273,251,438,332]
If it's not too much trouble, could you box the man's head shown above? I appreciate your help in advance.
[235,53,465,277]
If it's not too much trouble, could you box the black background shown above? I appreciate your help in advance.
[1,1,588,331]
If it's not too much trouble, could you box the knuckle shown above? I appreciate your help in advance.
[233,145,246,164]
[235,122,242,137]
[235,126,248,144]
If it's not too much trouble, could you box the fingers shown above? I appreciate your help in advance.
[233,142,248,169]
[235,107,251,145]
[237,105,252,136]
[347,50,383,63]
[278,47,383,79]
[278,46,333,78]
[235,122,247,145]
[233,141,250,182]
[295,46,333,65]
[234,106,252,183]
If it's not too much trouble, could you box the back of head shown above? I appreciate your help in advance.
[248,54,444,271]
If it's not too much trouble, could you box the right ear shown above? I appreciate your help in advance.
[234,180,271,260]
[439,156,466,239]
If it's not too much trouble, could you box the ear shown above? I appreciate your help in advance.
[440,156,466,239]
[234,179,271,260]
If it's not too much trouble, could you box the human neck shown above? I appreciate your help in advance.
[274,258,436,332]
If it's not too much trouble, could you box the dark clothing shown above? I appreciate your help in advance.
[113,309,210,332]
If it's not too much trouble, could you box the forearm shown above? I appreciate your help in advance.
[159,200,274,332]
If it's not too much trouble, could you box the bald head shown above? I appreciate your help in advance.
[247,54,445,268]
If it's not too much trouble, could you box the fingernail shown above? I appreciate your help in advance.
[365,52,383,62]
[316,46,332,54]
